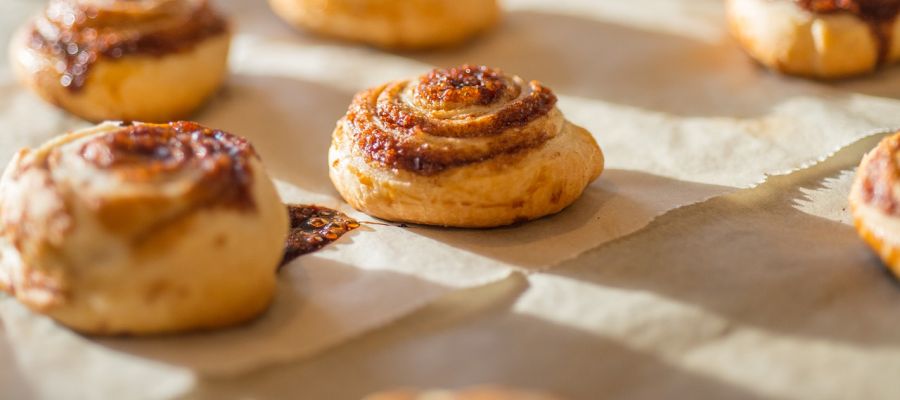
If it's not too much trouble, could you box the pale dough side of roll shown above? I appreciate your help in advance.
[9,26,230,123]
[329,121,604,228]
[268,0,500,49]
[726,0,900,78]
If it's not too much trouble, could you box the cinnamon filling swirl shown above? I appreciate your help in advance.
[78,121,258,210]
[796,0,900,63]
[859,134,900,214]
[28,0,228,91]
[344,65,558,175]
[415,66,511,108]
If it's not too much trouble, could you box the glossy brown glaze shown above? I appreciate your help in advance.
[80,121,257,209]
[280,205,359,268]
[344,65,558,175]
[860,133,900,214]
[28,0,228,91]
[415,65,510,108]
[797,0,900,63]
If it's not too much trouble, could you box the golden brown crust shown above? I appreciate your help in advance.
[10,0,231,122]
[852,202,900,275]
[0,122,288,335]
[726,0,900,79]
[268,0,500,50]
[329,65,604,228]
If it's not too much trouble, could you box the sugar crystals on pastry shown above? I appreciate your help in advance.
[727,0,900,79]
[328,65,604,228]
[10,0,231,122]
[268,0,500,50]
[0,121,288,335]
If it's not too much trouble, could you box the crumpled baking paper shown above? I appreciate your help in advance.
[4,0,900,397]
[511,132,900,400]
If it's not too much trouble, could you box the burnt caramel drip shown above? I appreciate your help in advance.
[279,205,360,268]
[80,121,258,209]
[797,0,900,64]
[861,134,900,214]
[28,0,228,92]
[345,65,558,175]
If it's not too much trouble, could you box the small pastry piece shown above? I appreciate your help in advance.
[0,122,288,335]
[328,65,604,228]
[10,0,230,122]
[726,0,900,79]
[268,0,500,50]
[850,132,900,276]
[364,386,564,400]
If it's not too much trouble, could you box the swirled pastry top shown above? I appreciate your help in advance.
[797,0,900,21]
[78,121,257,209]
[343,65,559,175]
[27,0,228,91]
[1,121,259,250]
[857,134,900,215]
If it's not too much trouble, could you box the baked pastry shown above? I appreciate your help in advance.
[0,121,288,335]
[268,0,500,50]
[328,65,604,228]
[10,0,230,122]
[726,0,900,79]
[364,386,564,400]
[850,131,900,277]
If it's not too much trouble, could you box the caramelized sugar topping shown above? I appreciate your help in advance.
[344,65,558,175]
[80,121,257,209]
[280,205,359,267]
[28,0,228,91]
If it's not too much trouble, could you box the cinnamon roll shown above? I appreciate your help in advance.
[727,0,900,79]
[0,121,288,335]
[850,132,900,277]
[328,65,604,228]
[10,0,230,122]
[268,0,500,50]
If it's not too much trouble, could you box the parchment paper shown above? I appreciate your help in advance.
[179,133,900,400]
[505,132,900,400]
[4,0,900,398]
